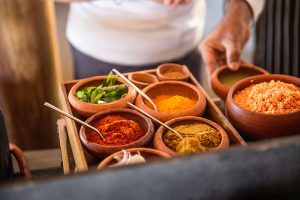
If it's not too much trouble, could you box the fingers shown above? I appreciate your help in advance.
[172,0,183,7]
[163,0,172,6]
[159,0,190,8]
[224,42,241,71]
[199,43,218,75]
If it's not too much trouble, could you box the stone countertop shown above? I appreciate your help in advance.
[1,134,300,200]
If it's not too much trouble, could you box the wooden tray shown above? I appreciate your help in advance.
[58,68,246,173]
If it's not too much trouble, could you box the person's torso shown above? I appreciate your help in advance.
[66,0,206,66]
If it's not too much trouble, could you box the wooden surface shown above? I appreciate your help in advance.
[57,119,70,174]
[59,85,88,172]
[0,0,62,149]
[59,68,246,173]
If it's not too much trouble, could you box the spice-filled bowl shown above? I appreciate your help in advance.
[156,63,189,81]
[79,108,155,158]
[226,74,300,140]
[97,148,171,170]
[154,116,230,157]
[68,75,137,117]
[128,72,159,89]
[135,81,206,122]
[211,64,269,101]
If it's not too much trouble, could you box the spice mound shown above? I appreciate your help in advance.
[163,71,185,78]
[87,114,144,146]
[163,123,222,154]
[234,80,300,114]
[146,95,196,112]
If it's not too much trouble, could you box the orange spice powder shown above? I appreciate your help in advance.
[234,80,300,114]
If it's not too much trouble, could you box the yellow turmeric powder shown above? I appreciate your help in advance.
[146,95,196,112]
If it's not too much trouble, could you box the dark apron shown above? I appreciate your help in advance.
[254,0,300,77]
[71,45,201,81]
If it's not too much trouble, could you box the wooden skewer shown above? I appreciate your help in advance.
[44,102,105,141]
[127,102,183,140]
[112,69,158,112]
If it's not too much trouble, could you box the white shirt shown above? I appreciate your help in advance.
[67,0,206,66]
[246,0,265,21]
[66,0,264,66]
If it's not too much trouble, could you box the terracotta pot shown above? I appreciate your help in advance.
[156,63,189,81]
[154,116,230,157]
[226,74,300,140]
[9,143,31,178]
[128,72,159,89]
[68,76,137,118]
[135,81,206,122]
[97,147,171,170]
[211,64,269,101]
[80,108,155,158]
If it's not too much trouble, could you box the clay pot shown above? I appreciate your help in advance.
[226,74,300,140]
[68,76,137,118]
[79,108,155,158]
[128,72,159,89]
[156,63,189,81]
[154,116,230,157]
[135,81,206,122]
[9,143,31,178]
[97,148,171,170]
[211,64,269,101]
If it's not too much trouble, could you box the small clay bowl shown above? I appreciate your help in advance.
[128,72,159,89]
[97,148,171,170]
[211,64,269,101]
[79,108,155,158]
[135,81,206,122]
[156,63,189,81]
[226,74,300,140]
[154,116,230,157]
[68,76,137,117]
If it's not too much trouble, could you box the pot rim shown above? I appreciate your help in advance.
[68,76,137,107]
[154,116,230,156]
[136,80,206,116]
[156,63,190,81]
[227,74,300,117]
[97,147,171,170]
[128,72,158,87]
[79,108,154,150]
[211,64,269,98]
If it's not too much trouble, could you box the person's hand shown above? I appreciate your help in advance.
[199,0,252,76]
[156,0,192,8]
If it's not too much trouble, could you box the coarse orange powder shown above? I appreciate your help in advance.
[234,80,300,114]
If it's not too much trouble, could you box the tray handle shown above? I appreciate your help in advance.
[9,143,31,178]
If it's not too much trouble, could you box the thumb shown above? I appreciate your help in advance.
[225,43,241,71]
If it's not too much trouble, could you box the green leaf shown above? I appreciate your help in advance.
[101,84,126,92]
[76,91,88,102]
[102,74,117,87]
[93,92,105,104]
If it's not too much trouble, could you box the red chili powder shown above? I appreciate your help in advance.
[86,115,144,146]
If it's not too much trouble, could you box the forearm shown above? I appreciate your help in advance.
[224,0,252,25]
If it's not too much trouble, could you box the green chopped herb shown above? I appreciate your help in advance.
[75,74,127,104]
